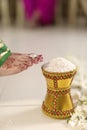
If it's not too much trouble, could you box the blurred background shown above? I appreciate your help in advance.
[0,0,87,27]
[0,0,87,104]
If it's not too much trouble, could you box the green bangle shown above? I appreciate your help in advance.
[0,40,12,67]
[0,44,8,54]
[0,50,11,67]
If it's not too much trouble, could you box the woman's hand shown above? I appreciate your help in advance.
[0,53,43,76]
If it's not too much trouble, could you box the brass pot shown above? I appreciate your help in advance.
[41,63,77,119]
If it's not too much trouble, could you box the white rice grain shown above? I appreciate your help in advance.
[44,57,76,72]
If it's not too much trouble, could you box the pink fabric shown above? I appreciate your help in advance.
[23,0,36,19]
[23,0,57,25]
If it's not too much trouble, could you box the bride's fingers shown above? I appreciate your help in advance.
[11,53,43,63]
[33,55,43,64]
[29,54,43,64]
[37,55,43,62]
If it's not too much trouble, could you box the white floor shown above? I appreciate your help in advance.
[0,104,70,130]
[0,26,87,103]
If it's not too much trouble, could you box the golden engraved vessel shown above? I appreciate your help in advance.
[41,63,77,119]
